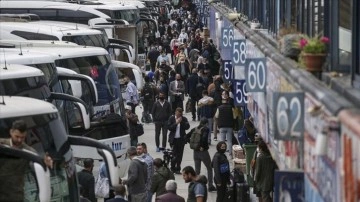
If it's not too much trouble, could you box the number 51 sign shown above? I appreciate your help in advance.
[272,92,304,140]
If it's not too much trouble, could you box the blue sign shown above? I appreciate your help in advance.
[274,170,305,202]
[220,27,234,60]
[232,79,248,106]
[232,39,246,66]
[272,92,304,140]
[245,58,267,92]
[222,60,233,82]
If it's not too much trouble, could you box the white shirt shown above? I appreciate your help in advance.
[175,122,181,138]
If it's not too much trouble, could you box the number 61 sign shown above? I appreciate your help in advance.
[272,92,304,140]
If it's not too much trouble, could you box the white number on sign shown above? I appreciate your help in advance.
[234,80,248,105]
[232,40,246,65]
[222,28,234,48]
[222,29,228,47]
[246,59,266,92]
[223,61,232,80]
[276,96,302,138]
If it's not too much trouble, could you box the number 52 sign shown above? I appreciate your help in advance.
[273,92,304,140]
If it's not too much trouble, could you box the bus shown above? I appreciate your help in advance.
[0,0,158,64]
[1,41,130,160]
[0,19,133,62]
[0,96,120,201]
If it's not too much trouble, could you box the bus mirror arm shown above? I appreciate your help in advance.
[67,135,120,187]
[49,92,89,114]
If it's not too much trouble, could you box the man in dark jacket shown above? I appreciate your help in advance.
[155,180,185,202]
[212,141,230,202]
[214,91,235,158]
[187,68,203,121]
[122,146,147,202]
[167,107,190,174]
[77,158,96,202]
[255,141,278,202]
[148,46,160,72]
[187,119,216,192]
[152,92,172,152]
[175,57,190,92]
[151,158,175,197]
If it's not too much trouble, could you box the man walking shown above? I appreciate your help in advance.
[141,76,156,123]
[155,180,185,202]
[124,76,139,113]
[167,108,190,174]
[169,74,185,113]
[152,92,172,152]
[182,166,207,202]
[137,143,154,202]
[186,68,203,121]
[77,158,96,202]
[214,90,235,158]
[187,119,217,192]
[198,90,216,143]
[151,158,175,198]
[122,146,147,202]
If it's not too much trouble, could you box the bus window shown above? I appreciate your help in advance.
[11,31,59,40]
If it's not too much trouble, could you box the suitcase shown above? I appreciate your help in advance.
[236,183,250,202]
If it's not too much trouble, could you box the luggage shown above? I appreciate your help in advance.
[236,183,250,202]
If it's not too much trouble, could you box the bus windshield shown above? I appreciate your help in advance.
[55,55,121,117]
[62,34,110,49]
[97,9,140,24]
[0,76,51,99]
[0,113,78,202]
[29,63,58,88]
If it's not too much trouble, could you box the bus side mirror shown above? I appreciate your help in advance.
[72,102,91,130]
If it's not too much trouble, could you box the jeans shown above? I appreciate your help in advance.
[146,191,153,202]
[219,127,233,154]
[193,150,214,186]
[154,122,168,148]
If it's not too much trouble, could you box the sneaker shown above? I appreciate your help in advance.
[156,147,160,152]
[208,186,217,192]
[214,137,217,141]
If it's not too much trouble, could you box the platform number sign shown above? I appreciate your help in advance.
[245,58,267,92]
[223,60,233,82]
[233,79,248,106]
[232,39,246,66]
[221,28,234,49]
[273,92,304,140]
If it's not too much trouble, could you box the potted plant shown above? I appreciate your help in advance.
[299,35,329,72]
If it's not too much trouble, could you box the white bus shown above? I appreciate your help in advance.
[0,96,120,201]
[1,41,131,159]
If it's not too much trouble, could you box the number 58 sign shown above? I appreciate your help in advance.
[273,92,304,140]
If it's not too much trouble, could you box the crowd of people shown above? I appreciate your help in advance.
[75,1,277,202]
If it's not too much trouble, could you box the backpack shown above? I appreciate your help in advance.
[189,127,203,150]
[142,83,154,101]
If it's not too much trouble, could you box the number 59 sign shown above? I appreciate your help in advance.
[273,92,304,140]
[232,79,248,106]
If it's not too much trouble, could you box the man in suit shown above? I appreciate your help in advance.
[105,185,127,202]
[167,108,190,174]
[77,158,96,202]
[169,74,185,114]
[155,180,185,202]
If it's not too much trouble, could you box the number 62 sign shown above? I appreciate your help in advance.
[272,92,304,140]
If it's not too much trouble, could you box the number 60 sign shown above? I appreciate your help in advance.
[272,92,304,140]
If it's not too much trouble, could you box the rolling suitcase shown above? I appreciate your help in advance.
[236,183,250,202]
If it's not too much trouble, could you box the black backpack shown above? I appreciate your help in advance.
[142,83,154,101]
